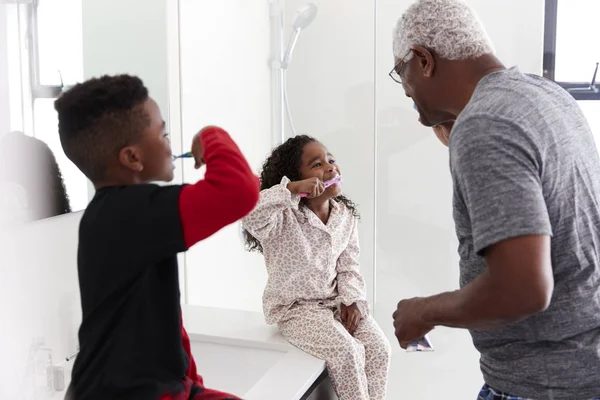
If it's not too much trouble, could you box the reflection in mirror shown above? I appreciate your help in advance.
[3,0,86,221]
[3,0,87,222]
[0,131,71,225]
[2,0,171,222]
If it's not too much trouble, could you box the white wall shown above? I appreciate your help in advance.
[0,213,82,399]
[283,0,377,308]
[178,1,271,311]
[582,102,600,151]
[81,0,169,116]
[283,0,545,398]
[0,4,9,136]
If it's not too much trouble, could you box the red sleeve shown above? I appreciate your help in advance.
[178,127,259,249]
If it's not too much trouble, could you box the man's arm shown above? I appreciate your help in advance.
[394,116,554,346]
[421,234,553,330]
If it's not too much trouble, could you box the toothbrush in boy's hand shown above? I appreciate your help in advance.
[172,152,193,160]
[299,175,342,198]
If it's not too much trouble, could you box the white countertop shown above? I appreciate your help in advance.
[182,305,327,400]
[182,305,290,350]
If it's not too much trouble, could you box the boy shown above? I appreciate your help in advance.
[55,74,259,400]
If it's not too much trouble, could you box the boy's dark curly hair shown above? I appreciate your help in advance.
[54,74,150,183]
[243,135,359,253]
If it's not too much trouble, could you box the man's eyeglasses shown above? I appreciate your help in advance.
[389,49,413,84]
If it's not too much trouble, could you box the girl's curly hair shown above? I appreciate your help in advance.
[0,131,72,220]
[243,135,359,253]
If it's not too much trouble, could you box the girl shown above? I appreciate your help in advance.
[242,135,390,400]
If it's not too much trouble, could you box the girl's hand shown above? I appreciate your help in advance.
[287,177,325,199]
[341,303,362,335]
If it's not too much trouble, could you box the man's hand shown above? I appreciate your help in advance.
[340,303,362,335]
[392,297,435,349]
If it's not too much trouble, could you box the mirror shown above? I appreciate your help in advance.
[0,0,171,224]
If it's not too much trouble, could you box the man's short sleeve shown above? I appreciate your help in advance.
[450,116,552,255]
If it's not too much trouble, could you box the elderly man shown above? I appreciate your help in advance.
[389,1,600,399]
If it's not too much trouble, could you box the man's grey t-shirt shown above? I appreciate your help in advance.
[450,67,600,399]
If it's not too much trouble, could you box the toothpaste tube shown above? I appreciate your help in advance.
[299,175,342,197]
[406,334,434,352]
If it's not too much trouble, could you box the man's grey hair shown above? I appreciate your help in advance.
[393,0,494,62]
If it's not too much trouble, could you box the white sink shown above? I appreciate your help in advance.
[183,305,327,400]
[191,340,286,396]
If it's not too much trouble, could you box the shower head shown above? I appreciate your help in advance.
[292,3,318,30]
[281,3,318,69]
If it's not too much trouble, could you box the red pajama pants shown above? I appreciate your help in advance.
[158,316,241,400]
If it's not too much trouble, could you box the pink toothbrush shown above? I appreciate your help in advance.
[299,175,342,197]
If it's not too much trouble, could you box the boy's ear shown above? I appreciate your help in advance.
[118,145,144,172]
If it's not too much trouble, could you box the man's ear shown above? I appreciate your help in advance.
[412,45,436,78]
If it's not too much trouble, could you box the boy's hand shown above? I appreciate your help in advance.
[191,126,218,169]
[341,303,362,335]
[287,177,325,198]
